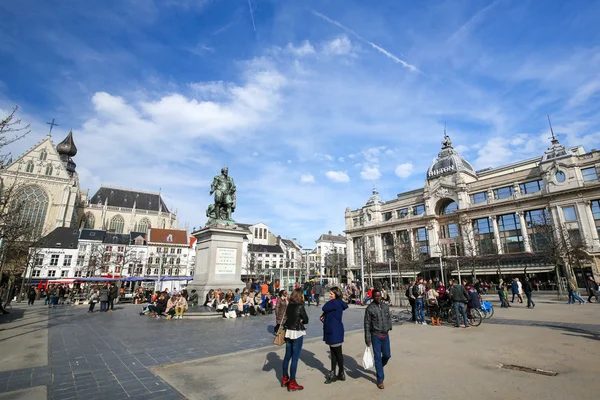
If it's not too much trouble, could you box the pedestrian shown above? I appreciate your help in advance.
[99,285,110,312]
[274,290,288,333]
[449,279,469,328]
[108,283,119,312]
[498,283,509,308]
[281,288,309,391]
[27,286,37,306]
[303,280,313,307]
[425,283,440,326]
[511,278,522,303]
[88,288,99,313]
[405,281,416,322]
[320,286,348,384]
[523,277,535,308]
[569,279,585,305]
[587,276,599,303]
[413,276,427,325]
[364,289,392,390]
[313,280,323,306]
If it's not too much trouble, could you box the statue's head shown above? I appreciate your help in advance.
[221,167,228,176]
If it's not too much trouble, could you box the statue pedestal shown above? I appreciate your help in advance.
[187,225,247,303]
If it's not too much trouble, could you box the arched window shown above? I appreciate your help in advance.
[25,161,34,173]
[83,212,95,229]
[14,186,49,238]
[137,218,151,233]
[109,215,125,233]
[39,150,47,161]
[45,165,53,176]
[439,200,458,215]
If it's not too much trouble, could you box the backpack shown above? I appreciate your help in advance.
[412,284,422,298]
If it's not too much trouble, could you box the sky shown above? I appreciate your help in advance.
[1,0,600,248]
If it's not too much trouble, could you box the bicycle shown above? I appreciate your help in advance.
[480,300,494,319]
[445,304,483,327]
[390,307,412,324]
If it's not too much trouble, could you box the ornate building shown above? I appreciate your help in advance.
[345,133,600,285]
[0,130,178,239]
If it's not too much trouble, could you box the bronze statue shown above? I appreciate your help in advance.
[206,167,236,225]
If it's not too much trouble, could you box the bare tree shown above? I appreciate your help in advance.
[0,106,31,166]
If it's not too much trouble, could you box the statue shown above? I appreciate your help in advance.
[206,167,237,226]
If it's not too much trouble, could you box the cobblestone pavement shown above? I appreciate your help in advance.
[1,299,599,399]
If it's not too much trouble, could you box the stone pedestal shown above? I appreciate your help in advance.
[187,225,247,303]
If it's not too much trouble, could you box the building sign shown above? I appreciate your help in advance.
[428,164,455,177]
[215,248,237,274]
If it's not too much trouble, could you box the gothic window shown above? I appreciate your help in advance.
[137,218,151,233]
[45,164,53,176]
[25,161,34,173]
[39,150,47,161]
[167,234,173,242]
[14,186,49,238]
[83,212,95,229]
[109,215,125,233]
[439,200,458,215]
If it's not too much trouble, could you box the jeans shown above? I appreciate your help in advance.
[89,301,96,312]
[28,297,35,306]
[282,335,304,380]
[454,302,468,327]
[315,294,320,306]
[525,293,535,307]
[109,298,115,310]
[498,293,508,307]
[568,290,574,304]
[572,292,585,304]
[409,299,416,321]
[415,298,425,323]
[371,334,391,383]
[100,301,108,312]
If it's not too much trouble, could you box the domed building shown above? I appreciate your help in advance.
[344,132,600,288]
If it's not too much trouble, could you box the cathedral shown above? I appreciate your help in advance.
[0,130,178,238]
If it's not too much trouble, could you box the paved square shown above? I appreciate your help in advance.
[0,295,598,399]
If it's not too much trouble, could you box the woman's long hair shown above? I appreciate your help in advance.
[289,288,303,304]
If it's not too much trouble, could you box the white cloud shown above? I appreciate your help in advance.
[360,165,381,180]
[384,149,394,156]
[325,170,350,183]
[300,173,315,183]
[314,153,333,161]
[322,36,353,55]
[286,41,316,57]
[338,156,345,162]
[395,163,414,178]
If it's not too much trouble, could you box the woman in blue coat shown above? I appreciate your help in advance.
[320,286,348,384]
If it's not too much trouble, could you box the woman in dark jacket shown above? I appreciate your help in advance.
[281,288,309,392]
[320,287,348,384]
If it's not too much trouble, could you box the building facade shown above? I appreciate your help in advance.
[314,231,347,279]
[345,134,600,285]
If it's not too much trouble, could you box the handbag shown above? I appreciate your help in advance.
[273,302,288,346]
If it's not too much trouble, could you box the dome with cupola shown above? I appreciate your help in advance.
[427,133,475,180]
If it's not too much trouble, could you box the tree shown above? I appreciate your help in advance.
[0,106,30,166]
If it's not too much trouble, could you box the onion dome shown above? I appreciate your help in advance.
[427,134,475,180]
[57,130,77,157]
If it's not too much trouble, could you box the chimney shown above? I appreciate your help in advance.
[292,238,297,244]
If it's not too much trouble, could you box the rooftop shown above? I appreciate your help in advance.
[89,186,170,213]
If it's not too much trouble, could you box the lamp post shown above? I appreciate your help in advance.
[154,253,166,292]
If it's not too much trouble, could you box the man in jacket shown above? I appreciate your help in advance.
[313,281,322,306]
[523,277,535,308]
[364,289,392,390]
[450,279,469,328]
[587,276,599,303]
[413,276,427,325]
[108,283,119,312]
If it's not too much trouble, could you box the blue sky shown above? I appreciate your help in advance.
[1,0,600,248]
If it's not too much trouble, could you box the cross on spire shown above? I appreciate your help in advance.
[46,118,58,136]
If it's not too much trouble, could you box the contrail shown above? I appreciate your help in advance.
[248,0,256,32]
[312,10,419,73]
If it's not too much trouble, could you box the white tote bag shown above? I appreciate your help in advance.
[362,346,374,369]
[228,310,237,318]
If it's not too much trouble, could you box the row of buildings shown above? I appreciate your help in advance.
[0,129,349,288]
[344,132,600,288]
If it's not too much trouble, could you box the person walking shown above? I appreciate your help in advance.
[108,283,119,312]
[320,287,348,384]
[27,286,37,306]
[313,280,323,306]
[99,285,110,312]
[274,290,288,333]
[413,276,427,325]
[569,279,585,304]
[405,281,416,322]
[364,289,392,390]
[523,277,535,308]
[587,276,599,303]
[511,278,522,303]
[281,288,309,391]
[425,283,440,326]
[449,279,469,328]
[303,281,313,307]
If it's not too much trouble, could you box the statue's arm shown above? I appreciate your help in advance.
[210,176,217,194]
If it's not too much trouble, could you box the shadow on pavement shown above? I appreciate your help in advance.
[544,324,600,341]
[263,352,282,384]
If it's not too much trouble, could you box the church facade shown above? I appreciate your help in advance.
[344,133,600,286]
[0,130,178,239]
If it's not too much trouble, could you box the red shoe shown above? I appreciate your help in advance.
[281,376,289,388]
[287,380,304,391]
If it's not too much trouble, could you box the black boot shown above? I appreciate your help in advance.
[324,371,337,384]
[337,371,346,381]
